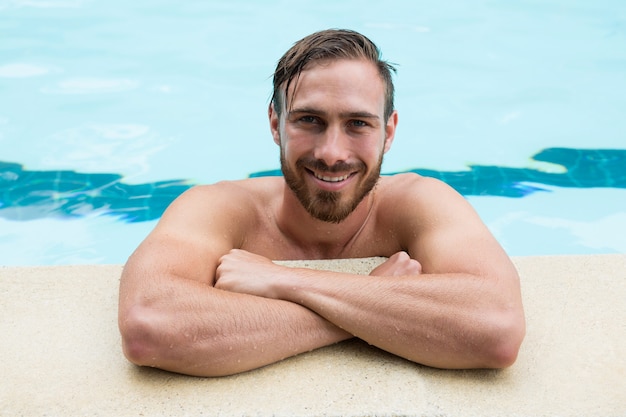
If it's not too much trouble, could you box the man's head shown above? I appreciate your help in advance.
[270,30,398,224]
[271,29,396,123]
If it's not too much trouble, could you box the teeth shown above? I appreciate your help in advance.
[314,173,350,182]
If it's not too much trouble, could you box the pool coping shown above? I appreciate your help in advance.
[1,254,625,416]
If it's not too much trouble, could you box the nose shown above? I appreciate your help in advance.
[313,126,350,167]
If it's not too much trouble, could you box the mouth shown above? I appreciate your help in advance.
[312,171,352,183]
[305,168,357,191]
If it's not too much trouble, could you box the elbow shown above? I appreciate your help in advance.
[482,309,526,369]
[119,305,164,367]
[118,305,233,377]
[485,335,523,369]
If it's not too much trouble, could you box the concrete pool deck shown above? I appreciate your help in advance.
[1,254,625,416]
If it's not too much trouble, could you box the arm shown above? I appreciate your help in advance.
[215,177,526,369]
[118,185,351,377]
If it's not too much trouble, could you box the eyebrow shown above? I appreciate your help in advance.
[288,107,380,120]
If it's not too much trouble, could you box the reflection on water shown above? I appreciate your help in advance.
[1,148,624,222]
[0,160,191,222]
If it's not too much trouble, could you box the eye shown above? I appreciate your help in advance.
[349,119,369,128]
[299,115,318,124]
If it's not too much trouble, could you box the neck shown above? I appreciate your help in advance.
[275,184,376,259]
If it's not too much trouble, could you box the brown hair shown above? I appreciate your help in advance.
[271,29,397,121]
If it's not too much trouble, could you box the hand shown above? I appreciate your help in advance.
[369,251,422,277]
[214,249,282,298]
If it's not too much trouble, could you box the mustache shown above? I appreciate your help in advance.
[296,158,365,173]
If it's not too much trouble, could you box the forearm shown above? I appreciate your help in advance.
[119,273,351,376]
[272,268,524,369]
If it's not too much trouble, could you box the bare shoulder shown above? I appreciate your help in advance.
[375,172,473,241]
[378,172,470,216]
[124,177,282,283]
[379,171,449,193]
[377,173,512,275]
[173,176,278,204]
[159,177,280,229]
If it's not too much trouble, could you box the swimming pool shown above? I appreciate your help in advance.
[1,0,625,265]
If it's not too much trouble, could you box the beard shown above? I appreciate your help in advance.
[280,149,383,223]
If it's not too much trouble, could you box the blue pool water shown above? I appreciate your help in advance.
[1,0,625,265]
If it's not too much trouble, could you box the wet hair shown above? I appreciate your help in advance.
[271,29,397,121]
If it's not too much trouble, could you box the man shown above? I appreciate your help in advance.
[118,29,525,377]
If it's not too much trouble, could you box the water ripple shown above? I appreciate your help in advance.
[1,147,624,223]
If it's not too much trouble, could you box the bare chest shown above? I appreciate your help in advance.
[240,213,403,261]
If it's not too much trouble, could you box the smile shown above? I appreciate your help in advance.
[313,172,352,182]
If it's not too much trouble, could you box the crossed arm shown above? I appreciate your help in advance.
[214,248,524,371]
[118,183,525,377]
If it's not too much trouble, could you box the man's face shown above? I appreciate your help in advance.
[271,59,397,223]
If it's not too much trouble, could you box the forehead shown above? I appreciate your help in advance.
[286,59,385,114]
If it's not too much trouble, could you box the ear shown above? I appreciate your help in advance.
[383,110,398,153]
[268,103,281,145]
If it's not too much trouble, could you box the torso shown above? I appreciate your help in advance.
[214,174,422,260]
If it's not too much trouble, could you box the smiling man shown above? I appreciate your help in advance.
[118,29,525,377]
